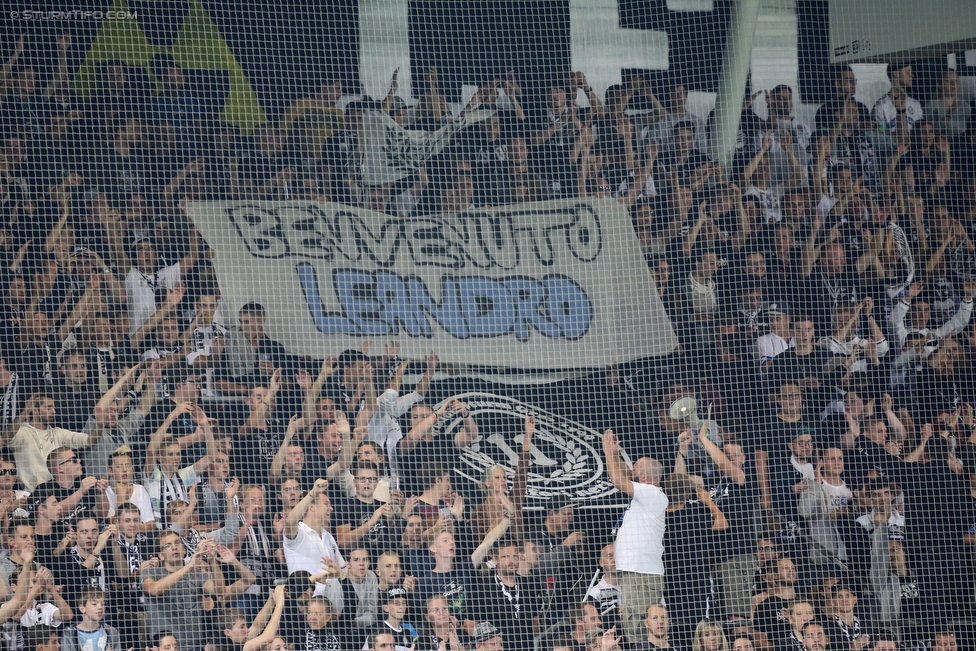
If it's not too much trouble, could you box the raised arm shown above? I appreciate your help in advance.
[0,36,24,88]
[414,353,439,398]
[833,300,866,343]
[269,416,303,483]
[94,363,141,415]
[743,131,771,186]
[381,68,400,114]
[43,190,73,254]
[930,280,976,339]
[244,585,286,651]
[354,363,378,430]
[144,403,191,476]
[502,73,526,121]
[901,424,934,464]
[101,210,132,272]
[471,514,511,567]
[189,406,219,475]
[682,201,712,258]
[387,358,410,394]
[620,142,660,209]
[301,356,338,429]
[880,394,907,442]
[696,486,729,531]
[326,414,358,479]
[143,546,204,596]
[241,369,281,434]
[0,546,33,625]
[179,225,202,276]
[601,429,634,497]
[214,545,256,603]
[576,73,604,120]
[283,478,329,540]
[42,33,70,99]
[131,283,185,349]
[698,428,745,485]
[57,276,100,342]
[924,230,955,276]
[778,130,806,190]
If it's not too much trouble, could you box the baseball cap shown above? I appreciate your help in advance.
[767,303,790,317]
[472,622,501,644]
[380,586,408,605]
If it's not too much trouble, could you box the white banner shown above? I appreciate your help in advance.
[184,197,677,369]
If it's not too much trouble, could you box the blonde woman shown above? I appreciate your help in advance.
[692,621,729,651]
[469,416,534,542]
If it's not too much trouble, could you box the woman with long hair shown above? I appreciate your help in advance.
[469,415,534,542]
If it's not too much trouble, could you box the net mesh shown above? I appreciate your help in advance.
[0,3,974,651]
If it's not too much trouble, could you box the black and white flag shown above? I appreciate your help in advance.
[361,108,494,186]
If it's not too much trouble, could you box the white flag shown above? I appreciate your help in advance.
[361,108,495,186]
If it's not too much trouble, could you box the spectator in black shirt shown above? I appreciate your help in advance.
[51,516,114,608]
[771,315,832,418]
[679,428,758,620]
[636,604,676,651]
[662,473,727,648]
[800,243,861,337]
[661,121,719,192]
[801,623,830,651]
[54,352,97,433]
[236,369,286,486]
[562,602,602,651]
[419,595,466,651]
[752,557,798,647]
[472,540,539,651]
[528,495,584,624]
[334,461,401,556]
[32,446,105,525]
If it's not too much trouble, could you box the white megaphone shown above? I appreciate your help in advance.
[669,396,702,429]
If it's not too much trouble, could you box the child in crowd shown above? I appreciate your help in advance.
[60,588,121,651]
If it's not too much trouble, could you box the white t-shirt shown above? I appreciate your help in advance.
[872,94,923,132]
[821,481,853,512]
[125,262,181,336]
[21,601,61,627]
[586,577,622,614]
[756,333,794,366]
[614,482,668,576]
[790,456,815,482]
[284,521,346,606]
[106,483,155,523]
[745,184,782,224]
[284,521,345,576]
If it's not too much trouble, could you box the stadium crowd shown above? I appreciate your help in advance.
[1,29,976,651]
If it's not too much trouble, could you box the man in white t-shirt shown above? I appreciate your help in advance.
[121,236,200,336]
[601,429,668,645]
[798,447,853,564]
[282,478,345,610]
[872,62,922,147]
